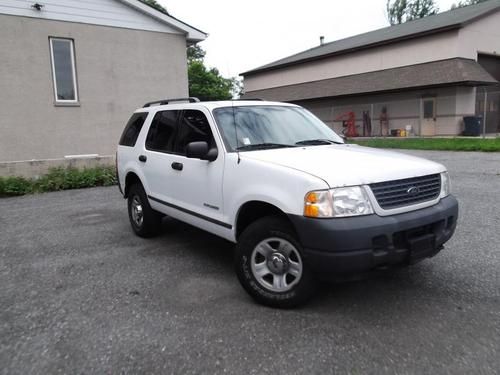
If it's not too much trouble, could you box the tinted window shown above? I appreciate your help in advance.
[145,110,179,152]
[174,110,216,154]
[119,112,148,147]
[50,38,78,102]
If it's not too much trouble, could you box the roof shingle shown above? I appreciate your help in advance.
[243,58,498,101]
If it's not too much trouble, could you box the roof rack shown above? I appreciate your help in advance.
[143,97,200,108]
[234,98,263,101]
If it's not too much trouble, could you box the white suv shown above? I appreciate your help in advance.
[116,98,458,307]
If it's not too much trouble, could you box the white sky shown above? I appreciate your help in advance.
[157,0,457,78]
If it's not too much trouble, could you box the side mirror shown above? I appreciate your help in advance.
[186,141,218,162]
[205,147,218,162]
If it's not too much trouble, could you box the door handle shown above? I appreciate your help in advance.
[138,155,147,162]
[171,162,183,171]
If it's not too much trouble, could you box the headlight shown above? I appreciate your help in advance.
[304,186,374,218]
[440,171,451,198]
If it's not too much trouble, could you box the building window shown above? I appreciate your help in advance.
[423,98,436,119]
[49,38,78,103]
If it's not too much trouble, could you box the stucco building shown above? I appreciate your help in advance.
[0,0,205,176]
[243,1,500,137]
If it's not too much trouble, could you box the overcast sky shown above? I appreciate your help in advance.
[157,0,458,78]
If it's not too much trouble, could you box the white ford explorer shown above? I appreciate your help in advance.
[116,98,458,307]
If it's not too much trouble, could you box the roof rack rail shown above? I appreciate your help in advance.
[143,97,200,108]
[234,98,263,101]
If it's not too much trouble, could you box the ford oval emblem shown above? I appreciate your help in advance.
[407,186,420,195]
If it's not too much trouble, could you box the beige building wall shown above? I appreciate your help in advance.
[458,11,500,59]
[297,87,473,136]
[0,14,189,164]
[244,31,460,92]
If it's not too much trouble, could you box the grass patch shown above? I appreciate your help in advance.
[0,166,117,198]
[351,137,500,152]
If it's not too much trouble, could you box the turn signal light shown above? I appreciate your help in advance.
[303,190,332,218]
[304,204,319,217]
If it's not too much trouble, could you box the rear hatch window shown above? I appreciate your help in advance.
[119,112,148,147]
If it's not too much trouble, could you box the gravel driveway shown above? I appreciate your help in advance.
[1,150,499,374]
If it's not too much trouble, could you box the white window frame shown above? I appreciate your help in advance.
[49,37,79,104]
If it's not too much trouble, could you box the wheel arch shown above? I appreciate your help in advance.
[235,200,296,240]
[124,171,144,198]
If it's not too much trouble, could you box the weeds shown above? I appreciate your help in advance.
[0,166,116,197]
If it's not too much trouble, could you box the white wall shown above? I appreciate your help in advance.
[244,31,460,91]
[0,0,182,34]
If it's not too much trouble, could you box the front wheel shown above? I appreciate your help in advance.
[235,216,317,308]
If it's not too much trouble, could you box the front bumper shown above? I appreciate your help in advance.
[288,195,458,276]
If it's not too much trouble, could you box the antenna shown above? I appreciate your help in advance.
[231,101,241,164]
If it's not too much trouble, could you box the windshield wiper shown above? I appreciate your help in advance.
[236,143,295,151]
[295,139,344,146]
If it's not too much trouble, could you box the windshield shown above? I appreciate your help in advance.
[212,105,343,151]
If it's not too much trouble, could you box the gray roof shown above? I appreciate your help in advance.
[243,58,497,102]
[242,0,500,76]
[117,0,207,42]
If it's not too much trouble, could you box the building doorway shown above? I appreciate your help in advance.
[420,97,436,136]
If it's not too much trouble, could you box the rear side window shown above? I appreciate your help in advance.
[174,110,216,154]
[145,110,180,153]
[119,112,148,147]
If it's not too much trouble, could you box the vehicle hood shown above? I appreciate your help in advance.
[240,144,446,187]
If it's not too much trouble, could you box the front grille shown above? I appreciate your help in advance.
[369,174,441,209]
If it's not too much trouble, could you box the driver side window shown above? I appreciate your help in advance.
[174,110,216,155]
[145,110,179,153]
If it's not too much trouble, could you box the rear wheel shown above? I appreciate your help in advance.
[235,216,316,308]
[127,183,162,238]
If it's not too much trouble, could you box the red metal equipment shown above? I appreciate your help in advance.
[335,111,358,137]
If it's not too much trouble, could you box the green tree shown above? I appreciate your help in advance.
[387,0,410,25]
[187,44,206,62]
[139,0,167,14]
[187,45,239,101]
[387,0,438,25]
[409,0,439,19]
[451,0,488,9]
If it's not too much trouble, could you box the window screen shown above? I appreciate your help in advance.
[175,110,216,154]
[145,110,180,152]
[50,38,78,102]
[119,112,148,147]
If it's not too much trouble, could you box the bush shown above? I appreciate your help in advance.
[0,176,34,196]
[0,166,117,198]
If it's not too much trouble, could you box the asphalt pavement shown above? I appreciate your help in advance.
[1,150,499,374]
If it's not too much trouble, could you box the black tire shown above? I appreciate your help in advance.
[235,216,317,308]
[127,183,162,238]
